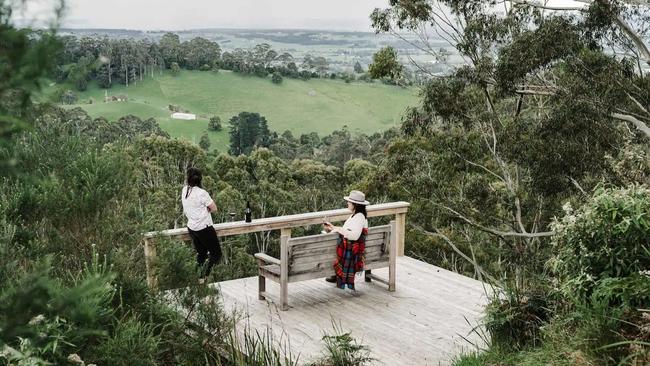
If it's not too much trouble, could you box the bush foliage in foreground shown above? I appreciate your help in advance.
[471,186,650,365]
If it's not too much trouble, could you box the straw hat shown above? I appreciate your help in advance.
[344,190,370,205]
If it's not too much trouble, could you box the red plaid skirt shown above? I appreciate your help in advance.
[333,228,367,289]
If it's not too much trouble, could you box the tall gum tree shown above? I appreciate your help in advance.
[369,0,650,285]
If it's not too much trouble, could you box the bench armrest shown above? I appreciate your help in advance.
[254,253,281,266]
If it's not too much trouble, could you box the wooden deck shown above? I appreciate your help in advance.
[209,256,490,365]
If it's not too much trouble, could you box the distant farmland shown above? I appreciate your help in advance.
[47,70,419,150]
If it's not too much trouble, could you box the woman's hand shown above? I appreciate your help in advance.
[324,222,340,233]
[326,224,342,234]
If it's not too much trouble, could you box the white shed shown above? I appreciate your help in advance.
[171,112,196,120]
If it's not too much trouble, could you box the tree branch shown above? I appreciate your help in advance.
[515,89,557,95]
[570,176,588,195]
[454,152,507,183]
[515,93,524,118]
[507,0,585,11]
[611,112,650,139]
[614,14,650,66]
[411,224,501,285]
[513,86,650,140]
[433,202,555,239]
[510,0,650,65]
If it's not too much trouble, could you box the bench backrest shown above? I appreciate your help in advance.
[285,225,392,280]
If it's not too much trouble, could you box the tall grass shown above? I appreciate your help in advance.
[310,321,374,366]
[220,326,299,366]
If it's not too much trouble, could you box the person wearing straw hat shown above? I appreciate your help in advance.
[323,190,369,289]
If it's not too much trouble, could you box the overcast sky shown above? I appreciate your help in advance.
[16,0,587,31]
[17,0,391,31]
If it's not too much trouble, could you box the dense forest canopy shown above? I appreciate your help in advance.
[51,30,406,95]
[1,0,649,365]
[367,0,650,363]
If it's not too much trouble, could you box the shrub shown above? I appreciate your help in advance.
[271,72,283,84]
[0,255,116,364]
[154,239,199,290]
[299,70,311,80]
[342,73,355,83]
[170,62,181,76]
[484,287,551,350]
[91,317,160,366]
[208,116,222,131]
[313,323,374,366]
[550,185,650,307]
[60,89,77,105]
[547,185,650,362]
[225,327,299,366]
[200,131,211,151]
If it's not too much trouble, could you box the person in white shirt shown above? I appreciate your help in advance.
[181,167,222,280]
[323,190,370,289]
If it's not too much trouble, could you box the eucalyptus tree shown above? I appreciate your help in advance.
[0,0,62,172]
[371,0,650,139]
[159,32,181,68]
[228,112,271,155]
[148,41,165,76]
[368,0,650,283]
[354,61,365,74]
[182,37,221,70]
[368,46,403,83]
[97,38,115,87]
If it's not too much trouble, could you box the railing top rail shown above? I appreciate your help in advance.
[143,201,409,240]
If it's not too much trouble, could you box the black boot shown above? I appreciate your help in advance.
[325,275,336,283]
[365,270,372,282]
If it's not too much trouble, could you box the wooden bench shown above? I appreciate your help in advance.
[254,221,397,310]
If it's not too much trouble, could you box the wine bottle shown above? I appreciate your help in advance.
[245,201,252,223]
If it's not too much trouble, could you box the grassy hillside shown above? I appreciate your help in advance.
[46,70,418,150]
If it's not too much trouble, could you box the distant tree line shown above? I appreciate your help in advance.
[54,33,337,92]
[224,110,393,168]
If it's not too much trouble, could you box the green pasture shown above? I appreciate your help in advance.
[45,70,418,150]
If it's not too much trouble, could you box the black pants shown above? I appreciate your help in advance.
[188,226,222,277]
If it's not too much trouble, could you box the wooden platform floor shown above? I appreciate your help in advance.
[209,256,490,365]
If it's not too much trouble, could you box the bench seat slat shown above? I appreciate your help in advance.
[289,253,389,275]
[290,241,389,265]
[290,246,389,269]
[287,226,390,247]
[291,235,388,255]
[287,261,390,281]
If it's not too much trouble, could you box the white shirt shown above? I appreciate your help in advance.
[181,186,215,231]
[341,213,368,241]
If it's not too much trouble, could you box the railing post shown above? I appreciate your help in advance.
[395,212,406,257]
[389,220,397,292]
[144,238,158,291]
[257,257,266,300]
[280,234,290,311]
[280,228,291,238]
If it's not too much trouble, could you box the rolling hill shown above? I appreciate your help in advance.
[45,70,419,150]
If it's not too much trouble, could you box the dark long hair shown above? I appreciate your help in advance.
[185,167,202,198]
[352,203,367,218]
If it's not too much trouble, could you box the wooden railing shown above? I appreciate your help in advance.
[143,201,410,290]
